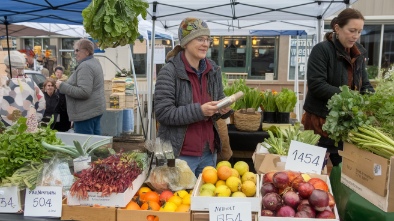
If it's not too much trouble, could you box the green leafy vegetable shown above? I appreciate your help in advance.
[275,88,297,112]
[322,86,373,146]
[82,0,149,48]
[260,90,278,112]
[0,117,62,180]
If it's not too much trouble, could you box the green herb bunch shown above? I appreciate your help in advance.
[82,0,149,48]
[223,79,249,110]
[238,87,264,111]
[322,86,373,146]
[0,117,63,180]
[275,88,297,112]
[260,90,278,112]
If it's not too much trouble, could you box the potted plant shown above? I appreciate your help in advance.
[260,90,278,123]
[275,88,297,123]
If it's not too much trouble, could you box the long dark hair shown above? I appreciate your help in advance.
[325,8,364,39]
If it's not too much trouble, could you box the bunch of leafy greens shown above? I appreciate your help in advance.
[364,78,394,137]
[0,117,63,180]
[238,87,264,111]
[322,86,373,146]
[275,88,297,112]
[82,0,149,48]
[223,79,250,110]
[261,90,277,112]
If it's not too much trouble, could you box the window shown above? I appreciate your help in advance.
[288,36,313,80]
[60,38,79,71]
[360,25,382,79]
[223,37,247,68]
[251,37,277,79]
[382,25,394,70]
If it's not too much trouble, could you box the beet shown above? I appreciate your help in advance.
[276,205,295,217]
[308,189,329,211]
[298,182,315,199]
[297,204,316,217]
[282,191,301,208]
[295,211,313,218]
[299,199,310,206]
[316,210,336,218]
[261,209,275,216]
[273,172,290,189]
[261,182,279,196]
[262,192,282,211]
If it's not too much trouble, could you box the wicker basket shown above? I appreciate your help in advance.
[234,109,261,131]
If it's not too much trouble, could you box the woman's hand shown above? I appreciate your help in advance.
[201,101,220,117]
[55,80,62,88]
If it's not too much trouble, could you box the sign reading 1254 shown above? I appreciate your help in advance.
[285,140,327,175]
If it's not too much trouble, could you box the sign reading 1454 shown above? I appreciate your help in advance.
[292,150,320,166]
[285,141,327,175]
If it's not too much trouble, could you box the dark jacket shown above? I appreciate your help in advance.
[154,52,227,157]
[303,33,374,118]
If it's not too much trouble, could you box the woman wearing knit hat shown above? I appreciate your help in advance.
[0,51,45,126]
[154,17,232,177]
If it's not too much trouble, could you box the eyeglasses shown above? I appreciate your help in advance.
[195,37,213,44]
[74,49,83,53]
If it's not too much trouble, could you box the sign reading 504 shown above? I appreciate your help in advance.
[33,197,52,208]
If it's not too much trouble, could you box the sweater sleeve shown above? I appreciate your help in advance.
[154,65,205,126]
[307,43,341,100]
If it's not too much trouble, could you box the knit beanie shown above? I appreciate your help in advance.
[3,51,26,68]
[178,17,210,47]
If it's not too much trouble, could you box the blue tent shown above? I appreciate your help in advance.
[1,0,89,25]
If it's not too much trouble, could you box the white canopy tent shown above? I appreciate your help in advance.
[143,0,358,139]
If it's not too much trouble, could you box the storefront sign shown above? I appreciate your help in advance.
[24,186,62,217]
[285,140,326,174]
[0,186,21,213]
[209,202,251,221]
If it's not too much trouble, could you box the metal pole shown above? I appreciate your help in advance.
[294,35,300,122]
[4,16,12,78]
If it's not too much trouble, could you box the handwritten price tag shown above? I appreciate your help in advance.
[0,186,21,213]
[24,186,62,217]
[209,202,251,221]
[285,140,326,174]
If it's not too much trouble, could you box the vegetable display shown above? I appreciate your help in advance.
[0,161,44,189]
[322,86,373,146]
[70,152,145,199]
[0,117,62,180]
[82,0,149,48]
[261,90,277,112]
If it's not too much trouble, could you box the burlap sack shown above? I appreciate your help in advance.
[216,118,233,161]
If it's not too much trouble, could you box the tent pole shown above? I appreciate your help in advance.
[4,16,12,78]
[148,3,158,141]
[294,35,300,122]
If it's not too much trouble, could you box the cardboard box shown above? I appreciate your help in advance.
[339,142,394,212]
[340,142,390,197]
[252,144,327,175]
[191,174,261,212]
[67,171,146,207]
[61,199,116,221]
[192,211,258,221]
[117,209,190,221]
[259,173,339,221]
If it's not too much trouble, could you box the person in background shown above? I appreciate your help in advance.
[52,66,71,132]
[302,8,375,167]
[41,68,50,78]
[154,17,232,177]
[56,39,105,135]
[42,78,59,127]
[0,51,45,126]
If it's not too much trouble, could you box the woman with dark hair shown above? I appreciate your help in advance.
[302,8,375,166]
[52,66,71,132]
[56,39,105,135]
[42,78,59,127]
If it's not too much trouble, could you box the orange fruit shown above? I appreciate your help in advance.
[175,204,190,212]
[141,201,161,211]
[308,178,329,192]
[202,169,218,184]
[217,165,232,180]
[142,191,160,204]
[125,200,141,210]
[146,215,159,221]
[138,187,152,199]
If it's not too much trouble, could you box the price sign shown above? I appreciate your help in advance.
[209,202,251,221]
[0,186,21,213]
[24,186,62,217]
[285,140,327,174]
